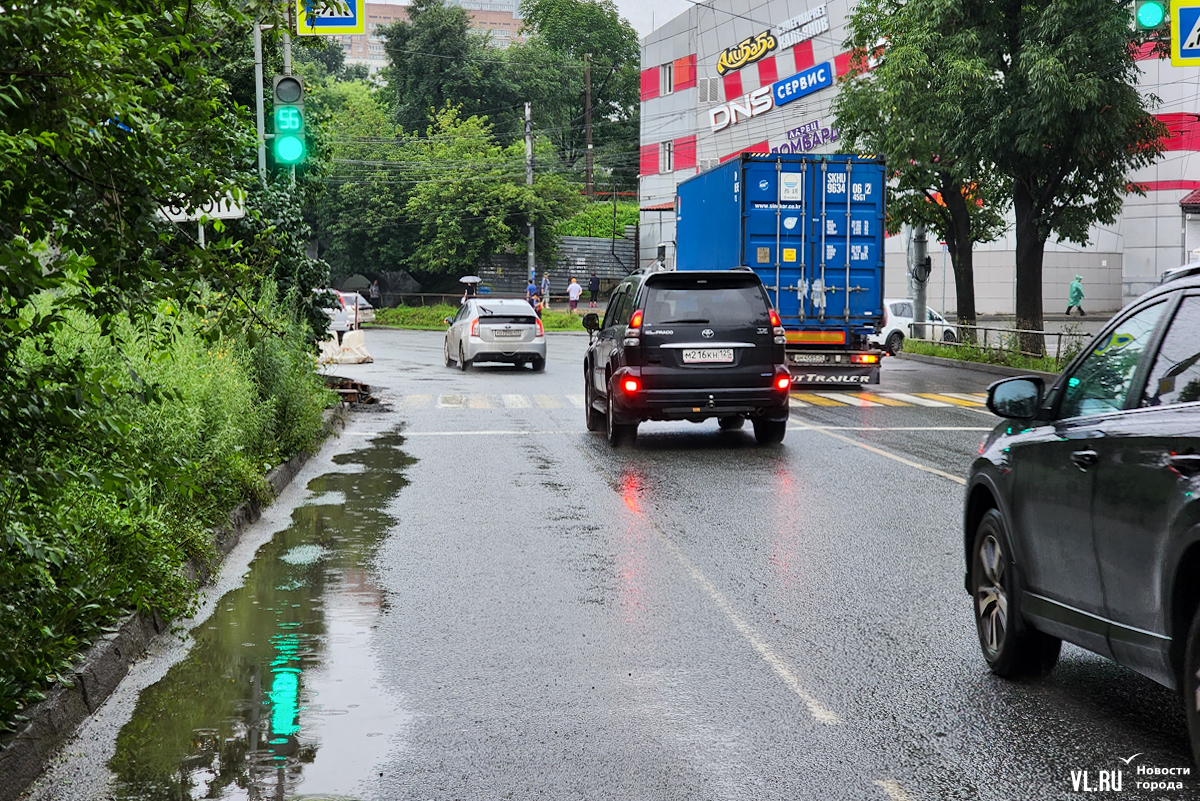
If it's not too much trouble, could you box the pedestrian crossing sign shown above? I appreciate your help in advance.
[1173,2,1200,66]
[296,0,365,36]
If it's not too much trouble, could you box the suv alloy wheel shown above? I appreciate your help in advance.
[971,509,1061,677]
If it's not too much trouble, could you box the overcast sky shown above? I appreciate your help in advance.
[614,0,692,38]
[371,0,693,39]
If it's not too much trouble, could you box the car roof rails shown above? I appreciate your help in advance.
[1160,262,1200,284]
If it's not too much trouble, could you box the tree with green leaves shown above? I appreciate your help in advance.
[515,0,640,187]
[974,0,1164,349]
[378,0,519,136]
[836,0,1009,333]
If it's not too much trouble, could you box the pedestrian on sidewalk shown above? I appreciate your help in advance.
[1066,275,1086,316]
[567,277,583,312]
[541,272,551,310]
[369,279,381,304]
[588,272,600,308]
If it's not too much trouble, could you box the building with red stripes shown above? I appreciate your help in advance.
[639,1,1200,313]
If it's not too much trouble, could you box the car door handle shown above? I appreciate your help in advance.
[1070,450,1100,469]
[1168,454,1200,475]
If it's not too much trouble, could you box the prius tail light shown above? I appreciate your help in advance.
[471,318,479,337]
[535,317,544,336]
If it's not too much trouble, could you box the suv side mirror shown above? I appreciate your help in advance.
[582,313,600,333]
[987,377,1044,420]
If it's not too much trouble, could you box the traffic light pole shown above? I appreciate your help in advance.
[283,7,295,186]
[253,22,267,184]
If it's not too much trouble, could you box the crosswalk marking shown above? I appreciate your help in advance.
[853,392,910,407]
[399,394,431,409]
[788,396,810,408]
[502,394,530,408]
[877,392,951,407]
[565,394,585,408]
[534,394,562,409]
[917,392,985,407]
[468,394,493,409]
[792,392,849,407]
[943,392,989,404]
[437,394,465,408]
[814,392,881,407]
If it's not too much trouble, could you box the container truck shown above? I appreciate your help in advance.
[675,153,886,385]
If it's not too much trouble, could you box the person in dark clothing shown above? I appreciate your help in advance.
[588,272,600,308]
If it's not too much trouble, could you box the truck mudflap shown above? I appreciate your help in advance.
[789,364,880,385]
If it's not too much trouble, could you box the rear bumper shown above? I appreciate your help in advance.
[610,367,790,422]
[465,338,546,363]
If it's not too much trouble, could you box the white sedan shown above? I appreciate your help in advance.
[869,298,958,354]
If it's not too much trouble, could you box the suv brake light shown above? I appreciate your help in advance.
[773,366,792,391]
[622,377,640,393]
[628,309,643,329]
[769,308,781,327]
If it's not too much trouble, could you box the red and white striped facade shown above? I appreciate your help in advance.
[639,0,1200,314]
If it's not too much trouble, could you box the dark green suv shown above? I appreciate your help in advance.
[582,268,791,447]
[965,265,1200,765]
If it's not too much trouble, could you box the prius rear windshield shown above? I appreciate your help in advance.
[478,315,536,325]
[641,279,770,326]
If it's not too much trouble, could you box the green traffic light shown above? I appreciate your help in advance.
[274,134,305,164]
[1136,0,1166,29]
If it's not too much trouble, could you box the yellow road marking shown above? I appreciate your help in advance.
[792,392,850,406]
[916,392,985,407]
[852,392,910,406]
[534,394,562,408]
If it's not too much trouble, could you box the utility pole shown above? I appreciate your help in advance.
[584,53,594,200]
[525,101,535,283]
[912,224,929,340]
[253,22,267,184]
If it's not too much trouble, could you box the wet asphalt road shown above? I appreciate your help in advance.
[26,326,1196,801]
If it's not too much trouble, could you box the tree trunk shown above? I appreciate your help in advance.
[941,178,978,341]
[1013,179,1047,355]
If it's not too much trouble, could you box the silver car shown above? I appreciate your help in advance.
[444,298,546,371]
[341,291,376,324]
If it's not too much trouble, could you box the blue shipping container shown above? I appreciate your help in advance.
[675,154,886,340]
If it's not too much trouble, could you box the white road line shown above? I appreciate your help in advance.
[788,397,810,408]
[565,394,585,408]
[533,394,562,409]
[648,522,840,726]
[791,416,967,485]
[437,394,465,408]
[502,394,531,408]
[814,392,881,407]
[792,426,991,432]
[403,430,576,437]
[398,394,431,409]
[874,779,915,801]
[878,392,950,407]
[468,394,493,409]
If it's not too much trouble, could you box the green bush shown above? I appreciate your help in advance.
[0,283,333,733]
[375,302,584,332]
[903,338,1064,373]
[554,201,639,238]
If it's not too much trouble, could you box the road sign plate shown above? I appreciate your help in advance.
[1173,3,1200,65]
[297,0,365,36]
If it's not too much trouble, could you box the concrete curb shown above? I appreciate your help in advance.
[894,351,1060,382]
[0,406,348,801]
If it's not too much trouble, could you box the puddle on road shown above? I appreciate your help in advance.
[107,433,414,801]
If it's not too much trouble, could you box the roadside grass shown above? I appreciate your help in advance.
[0,282,333,733]
[903,338,1065,373]
[373,303,585,332]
